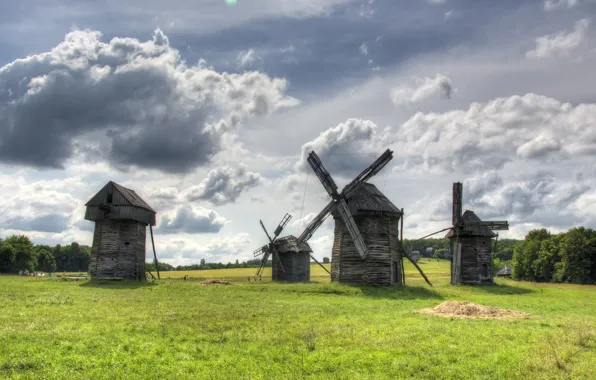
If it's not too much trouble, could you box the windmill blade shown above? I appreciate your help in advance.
[307,151,340,199]
[463,221,509,231]
[296,200,338,245]
[260,220,274,243]
[273,213,292,239]
[452,182,463,226]
[336,198,368,259]
[342,149,393,198]
[271,245,285,273]
[253,245,268,257]
[256,250,271,277]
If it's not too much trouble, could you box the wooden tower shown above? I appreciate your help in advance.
[84,181,156,280]
[254,215,328,282]
[447,182,508,285]
[271,236,312,282]
[295,149,408,286]
[330,183,403,286]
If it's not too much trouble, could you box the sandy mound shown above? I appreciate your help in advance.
[418,301,531,319]
[199,279,232,286]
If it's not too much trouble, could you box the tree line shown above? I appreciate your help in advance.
[512,227,596,284]
[0,235,91,273]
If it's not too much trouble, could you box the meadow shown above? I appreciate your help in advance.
[1,259,595,379]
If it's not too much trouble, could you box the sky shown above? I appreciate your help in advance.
[1,0,596,266]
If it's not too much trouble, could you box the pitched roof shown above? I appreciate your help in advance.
[344,183,402,215]
[85,181,155,213]
[274,235,313,253]
[111,182,155,212]
[445,210,497,238]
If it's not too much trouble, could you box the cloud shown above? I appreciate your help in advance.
[0,28,299,173]
[3,214,70,234]
[296,118,389,177]
[390,73,454,105]
[395,93,596,174]
[359,43,369,56]
[526,18,590,59]
[428,170,592,228]
[157,205,227,234]
[237,49,261,68]
[0,175,84,234]
[544,0,580,11]
[183,165,263,205]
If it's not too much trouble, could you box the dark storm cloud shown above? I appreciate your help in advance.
[0,29,298,173]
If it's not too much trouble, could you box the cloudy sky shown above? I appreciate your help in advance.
[1,0,596,266]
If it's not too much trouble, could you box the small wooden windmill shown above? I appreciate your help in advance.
[295,149,414,286]
[253,214,330,282]
[445,182,509,285]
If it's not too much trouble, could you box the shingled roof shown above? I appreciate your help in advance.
[85,181,155,212]
[274,235,313,253]
[342,183,402,216]
[445,210,497,238]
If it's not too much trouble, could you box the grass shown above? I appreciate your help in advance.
[1,259,595,379]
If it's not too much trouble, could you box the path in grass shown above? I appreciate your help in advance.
[1,259,595,379]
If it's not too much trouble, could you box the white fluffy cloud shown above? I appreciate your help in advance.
[526,18,591,59]
[395,93,596,174]
[544,0,580,11]
[390,73,454,106]
[183,165,263,205]
[157,205,228,234]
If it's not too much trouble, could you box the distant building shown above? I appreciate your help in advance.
[495,266,512,278]
[410,251,421,263]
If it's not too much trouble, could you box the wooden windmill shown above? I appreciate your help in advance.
[84,181,159,281]
[445,182,509,285]
[253,214,330,282]
[295,149,414,286]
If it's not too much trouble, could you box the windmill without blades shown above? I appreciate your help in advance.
[295,149,431,286]
[413,182,509,285]
[253,213,331,282]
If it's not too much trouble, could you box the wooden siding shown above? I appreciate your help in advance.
[272,251,311,282]
[89,219,147,280]
[450,235,493,285]
[85,205,155,226]
[331,214,402,286]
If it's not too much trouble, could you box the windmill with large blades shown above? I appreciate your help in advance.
[253,214,292,279]
[295,149,413,286]
[253,213,332,282]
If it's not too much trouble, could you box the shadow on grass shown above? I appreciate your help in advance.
[79,280,160,289]
[474,283,534,295]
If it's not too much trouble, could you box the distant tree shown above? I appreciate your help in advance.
[323,257,330,264]
[200,258,206,267]
[37,249,57,273]
[433,249,445,260]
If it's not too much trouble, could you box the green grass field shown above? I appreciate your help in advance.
[1,259,595,379]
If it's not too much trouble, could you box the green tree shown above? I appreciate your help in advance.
[37,249,57,273]
[0,239,16,273]
[4,235,37,272]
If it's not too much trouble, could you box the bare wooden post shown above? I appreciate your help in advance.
[149,225,160,280]
[400,208,405,285]
[310,254,331,275]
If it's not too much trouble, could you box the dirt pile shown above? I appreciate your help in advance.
[199,279,232,286]
[418,301,531,319]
